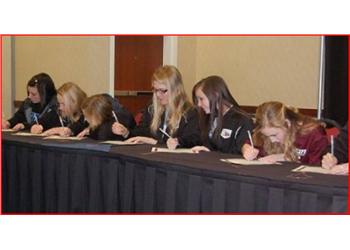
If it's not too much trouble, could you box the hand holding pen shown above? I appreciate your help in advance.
[322,135,338,169]
[242,130,259,161]
[159,128,179,150]
[30,114,44,134]
[111,112,129,138]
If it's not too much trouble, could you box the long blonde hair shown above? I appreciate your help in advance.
[253,101,323,161]
[57,82,87,122]
[150,65,192,136]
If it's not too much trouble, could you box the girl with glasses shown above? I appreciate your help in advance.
[114,65,200,149]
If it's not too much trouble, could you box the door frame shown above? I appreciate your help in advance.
[109,36,178,96]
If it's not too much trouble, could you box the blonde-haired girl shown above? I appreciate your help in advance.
[31,82,87,136]
[115,65,200,149]
[242,101,328,164]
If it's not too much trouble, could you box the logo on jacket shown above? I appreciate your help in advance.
[220,128,232,139]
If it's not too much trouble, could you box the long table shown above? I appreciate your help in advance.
[2,132,348,213]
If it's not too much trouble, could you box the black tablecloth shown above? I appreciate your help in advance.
[2,131,348,213]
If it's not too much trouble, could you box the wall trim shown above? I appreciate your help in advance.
[109,36,115,96]
[163,36,178,66]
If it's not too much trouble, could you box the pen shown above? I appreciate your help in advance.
[247,130,254,148]
[159,128,171,138]
[59,115,65,127]
[112,111,119,122]
[34,114,39,124]
[330,135,334,155]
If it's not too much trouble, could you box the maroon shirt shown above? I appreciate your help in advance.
[294,126,328,164]
[254,126,328,165]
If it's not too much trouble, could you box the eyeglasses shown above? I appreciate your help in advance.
[152,88,168,94]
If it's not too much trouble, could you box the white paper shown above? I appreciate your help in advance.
[2,129,16,132]
[221,158,281,165]
[15,132,47,136]
[292,165,332,174]
[101,140,141,145]
[151,147,194,154]
[43,135,85,140]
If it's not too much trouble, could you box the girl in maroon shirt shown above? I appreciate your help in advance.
[242,101,328,165]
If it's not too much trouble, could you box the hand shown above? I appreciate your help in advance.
[42,127,72,137]
[191,146,210,153]
[166,138,179,150]
[30,124,43,134]
[329,163,348,175]
[125,136,157,145]
[77,128,90,138]
[112,122,129,138]
[242,143,259,161]
[59,127,72,137]
[12,123,25,131]
[322,153,338,169]
[42,127,59,136]
[258,154,284,164]
[2,120,10,129]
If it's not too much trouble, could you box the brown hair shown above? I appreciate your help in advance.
[192,75,247,144]
[81,94,112,130]
[253,101,323,161]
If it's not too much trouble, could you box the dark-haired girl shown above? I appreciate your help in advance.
[191,75,254,154]
[2,72,57,131]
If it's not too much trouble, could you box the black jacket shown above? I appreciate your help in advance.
[8,96,57,129]
[39,110,88,136]
[130,105,201,148]
[38,94,135,137]
[204,109,254,154]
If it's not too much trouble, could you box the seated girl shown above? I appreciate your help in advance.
[2,72,57,131]
[191,75,254,154]
[31,82,87,136]
[113,65,200,149]
[242,101,328,164]
[322,122,348,175]
[78,94,135,140]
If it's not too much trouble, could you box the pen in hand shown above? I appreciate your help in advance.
[330,135,334,155]
[34,114,39,125]
[59,115,65,127]
[159,128,171,138]
[247,130,254,148]
[112,111,119,123]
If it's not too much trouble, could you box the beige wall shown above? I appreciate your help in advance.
[14,36,113,100]
[178,36,321,109]
[2,36,321,121]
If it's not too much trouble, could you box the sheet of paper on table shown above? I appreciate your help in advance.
[43,135,85,140]
[15,132,47,136]
[2,129,16,132]
[221,158,281,165]
[292,165,332,174]
[151,147,195,154]
[101,140,143,145]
